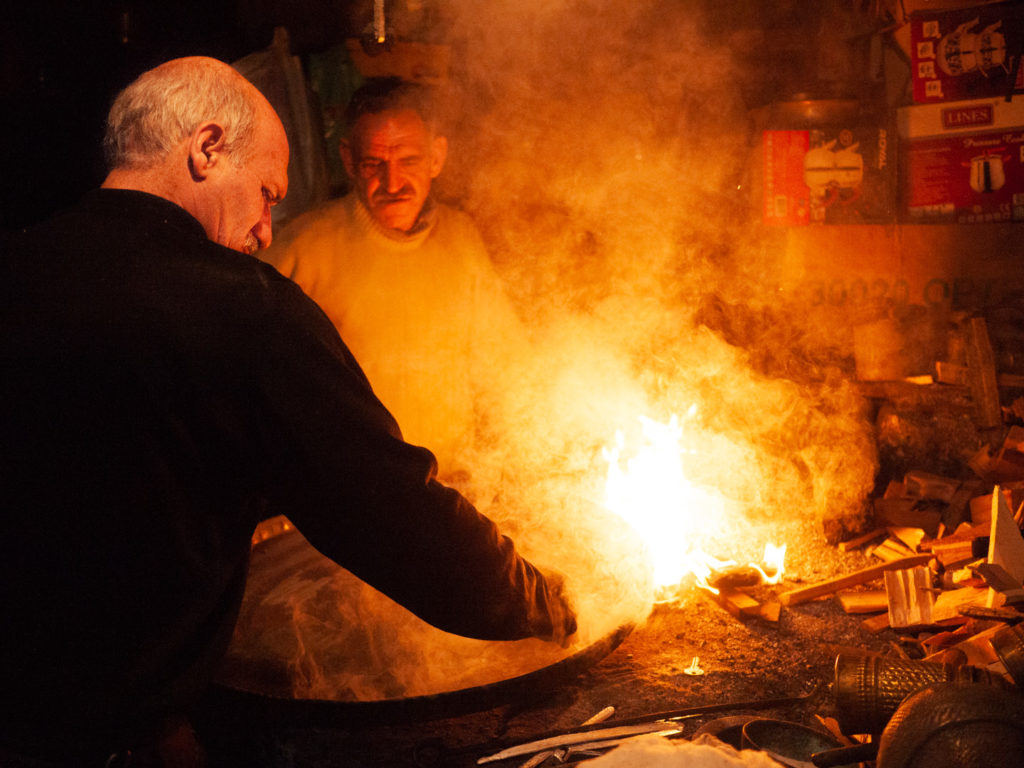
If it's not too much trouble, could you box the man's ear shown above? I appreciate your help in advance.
[187,121,228,181]
[430,135,448,179]
[339,138,355,179]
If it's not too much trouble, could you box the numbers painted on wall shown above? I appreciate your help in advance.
[795,277,1024,309]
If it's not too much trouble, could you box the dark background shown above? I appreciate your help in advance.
[0,0,384,231]
[0,0,888,232]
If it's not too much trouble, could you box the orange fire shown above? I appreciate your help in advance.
[602,410,785,599]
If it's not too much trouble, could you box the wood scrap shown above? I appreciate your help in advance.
[889,526,927,552]
[974,563,1024,606]
[779,554,933,606]
[705,587,780,624]
[861,613,892,634]
[930,538,979,567]
[920,521,989,549]
[921,629,967,654]
[706,565,762,591]
[957,604,1024,623]
[904,470,961,503]
[837,589,888,614]
[748,599,782,623]
[964,315,1002,430]
[883,480,905,499]
[999,373,1024,388]
[987,486,1024,608]
[972,487,1014,526]
[989,426,1024,482]
[942,480,984,530]
[936,360,969,386]
[873,497,942,538]
[945,565,985,589]
[838,528,887,552]
[869,537,918,562]
[884,566,935,628]
[832,435,1024,681]
[931,585,990,622]
[970,494,994,525]
[922,623,1003,667]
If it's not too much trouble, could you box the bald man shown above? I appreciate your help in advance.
[1,57,574,768]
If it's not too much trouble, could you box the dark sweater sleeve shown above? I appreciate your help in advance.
[249,271,576,642]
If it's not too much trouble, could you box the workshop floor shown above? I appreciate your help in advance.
[198,515,890,767]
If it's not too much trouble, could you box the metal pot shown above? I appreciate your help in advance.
[741,719,853,768]
[969,153,1007,193]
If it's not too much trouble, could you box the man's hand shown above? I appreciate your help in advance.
[539,570,578,648]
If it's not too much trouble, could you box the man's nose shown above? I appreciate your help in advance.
[384,161,405,193]
[254,207,274,250]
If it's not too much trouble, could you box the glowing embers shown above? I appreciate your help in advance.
[602,410,785,602]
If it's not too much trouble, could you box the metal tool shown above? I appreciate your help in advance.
[476,688,819,764]
[478,723,678,764]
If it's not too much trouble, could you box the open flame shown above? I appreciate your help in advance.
[761,542,787,584]
[602,410,785,600]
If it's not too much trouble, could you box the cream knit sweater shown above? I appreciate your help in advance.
[263,194,528,473]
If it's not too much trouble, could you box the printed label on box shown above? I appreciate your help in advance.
[763,124,893,226]
[899,96,1024,139]
[763,130,810,226]
[910,2,1024,104]
[903,127,1024,223]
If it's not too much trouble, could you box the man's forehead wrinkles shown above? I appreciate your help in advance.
[359,142,425,159]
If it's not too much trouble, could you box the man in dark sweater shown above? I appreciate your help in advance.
[0,56,575,767]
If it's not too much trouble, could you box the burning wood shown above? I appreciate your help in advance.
[589,378,1024,760]
[704,587,780,624]
[592,386,1024,683]
[600,411,788,613]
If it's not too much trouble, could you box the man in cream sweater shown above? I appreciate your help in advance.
[262,77,528,481]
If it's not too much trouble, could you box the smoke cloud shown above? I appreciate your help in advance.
[224,0,879,702]
[439,0,877,567]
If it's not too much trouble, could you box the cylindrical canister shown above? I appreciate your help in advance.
[990,622,1024,686]
[834,651,1009,735]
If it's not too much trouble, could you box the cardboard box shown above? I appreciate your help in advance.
[899,96,1024,222]
[762,119,894,226]
[909,2,1024,104]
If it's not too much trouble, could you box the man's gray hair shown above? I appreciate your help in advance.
[104,57,258,170]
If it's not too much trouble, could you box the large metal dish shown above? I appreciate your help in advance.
[214,526,634,725]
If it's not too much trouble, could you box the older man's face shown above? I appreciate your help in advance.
[194,102,289,255]
[342,108,447,233]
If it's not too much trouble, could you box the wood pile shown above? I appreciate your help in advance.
[807,471,1024,674]
[822,311,1024,677]
[701,458,1024,672]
